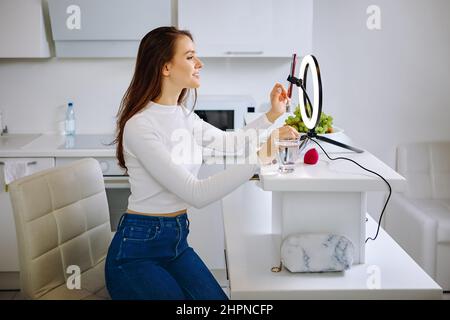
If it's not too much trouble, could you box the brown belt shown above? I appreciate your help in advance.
[126,208,187,217]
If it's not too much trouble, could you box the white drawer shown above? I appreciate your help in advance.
[0,157,55,183]
[55,157,125,176]
[0,157,54,275]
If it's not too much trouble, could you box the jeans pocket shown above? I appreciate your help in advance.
[123,225,160,241]
[115,224,161,261]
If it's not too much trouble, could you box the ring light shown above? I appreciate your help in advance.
[286,54,363,153]
[298,55,322,130]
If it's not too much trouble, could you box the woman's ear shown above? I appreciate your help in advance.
[162,63,171,77]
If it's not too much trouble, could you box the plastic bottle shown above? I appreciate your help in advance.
[65,102,76,136]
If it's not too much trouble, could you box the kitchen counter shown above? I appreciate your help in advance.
[0,134,41,149]
[257,148,407,264]
[222,180,443,299]
[0,111,265,157]
[259,151,406,192]
[0,133,251,160]
[0,133,116,157]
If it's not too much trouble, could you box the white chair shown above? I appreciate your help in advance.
[385,142,450,291]
[8,158,112,299]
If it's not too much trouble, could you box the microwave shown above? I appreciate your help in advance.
[193,110,234,131]
[192,95,255,130]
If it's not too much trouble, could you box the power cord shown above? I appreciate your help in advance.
[307,138,392,243]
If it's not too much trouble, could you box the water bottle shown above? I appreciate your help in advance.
[65,102,76,136]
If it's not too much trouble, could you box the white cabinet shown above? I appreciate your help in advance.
[187,162,273,273]
[187,162,226,270]
[178,0,313,57]
[0,0,50,58]
[0,158,55,273]
[48,0,172,57]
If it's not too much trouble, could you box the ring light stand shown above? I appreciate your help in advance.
[287,55,364,154]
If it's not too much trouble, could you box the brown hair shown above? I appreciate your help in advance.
[111,26,197,171]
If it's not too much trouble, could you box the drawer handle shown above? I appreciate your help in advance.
[0,161,37,166]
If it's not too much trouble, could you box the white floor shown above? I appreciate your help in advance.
[0,269,446,300]
[0,269,230,300]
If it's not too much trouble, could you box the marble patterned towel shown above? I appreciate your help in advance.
[281,233,354,273]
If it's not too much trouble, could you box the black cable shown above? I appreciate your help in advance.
[289,63,391,242]
[307,138,392,243]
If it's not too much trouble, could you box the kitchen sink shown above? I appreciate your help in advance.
[0,134,41,149]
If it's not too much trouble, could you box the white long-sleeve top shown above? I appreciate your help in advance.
[123,101,273,213]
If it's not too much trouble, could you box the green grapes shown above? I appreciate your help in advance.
[284,104,334,134]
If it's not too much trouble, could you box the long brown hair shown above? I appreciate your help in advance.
[111,26,197,171]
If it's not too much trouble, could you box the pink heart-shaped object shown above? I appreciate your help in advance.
[304,148,319,165]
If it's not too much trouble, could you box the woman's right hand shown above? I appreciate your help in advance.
[257,125,300,164]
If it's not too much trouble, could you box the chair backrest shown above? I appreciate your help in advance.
[9,158,112,299]
[397,141,450,199]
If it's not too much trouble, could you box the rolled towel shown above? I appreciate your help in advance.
[279,233,354,273]
[2,160,30,192]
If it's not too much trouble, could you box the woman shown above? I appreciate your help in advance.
[105,26,299,300]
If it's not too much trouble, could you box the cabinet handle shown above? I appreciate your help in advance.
[0,161,37,166]
[224,51,264,55]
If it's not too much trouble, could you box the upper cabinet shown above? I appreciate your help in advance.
[47,0,171,58]
[0,0,51,58]
[178,0,313,58]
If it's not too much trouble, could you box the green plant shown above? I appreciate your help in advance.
[284,104,334,134]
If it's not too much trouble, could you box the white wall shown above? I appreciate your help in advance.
[0,57,292,134]
[313,0,450,220]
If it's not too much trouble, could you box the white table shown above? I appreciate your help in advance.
[222,181,442,299]
[258,149,406,264]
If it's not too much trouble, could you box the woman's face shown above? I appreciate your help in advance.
[164,35,203,89]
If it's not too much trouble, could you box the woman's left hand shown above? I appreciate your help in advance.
[266,83,290,123]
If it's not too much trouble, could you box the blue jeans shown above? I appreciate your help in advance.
[105,213,228,300]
